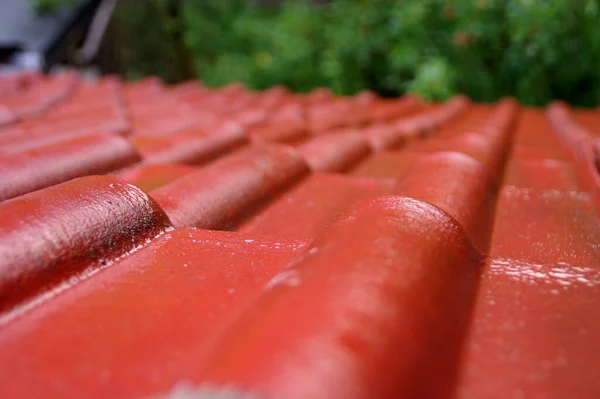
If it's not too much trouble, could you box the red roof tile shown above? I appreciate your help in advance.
[150,144,309,229]
[0,71,599,398]
[0,133,140,201]
[239,173,395,239]
[297,130,371,172]
[0,175,169,314]
[131,122,247,165]
[198,196,483,399]
[118,163,198,192]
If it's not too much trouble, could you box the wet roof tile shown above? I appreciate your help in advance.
[0,71,599,398]
[131,122,247,165]
[0,132,140,201]
[239,173,395,239]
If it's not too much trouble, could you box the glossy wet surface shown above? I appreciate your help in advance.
[0,72,599,398]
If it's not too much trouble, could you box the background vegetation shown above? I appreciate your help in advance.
[41,0,600,106]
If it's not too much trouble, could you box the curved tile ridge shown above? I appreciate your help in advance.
[150,144,310,229]
[297,131,371,172]
[368,95,421,122]
[363,123,409,150]
[480,98,519,179]
[546,101,592,150]
[0,133,142,201]
[395,95,470,136]
[395,152,498,252]
[194,196,483,399]
[306,100,351,134]
[0,72,79,120]
[0,117,130,154]
[117,163,198,192]
[546,102,600,204]
[482,97,519,136]
[391,99,516,248]
[134,122,248,165]
[247,104,307,144]
[0,176,171,316]
[445,98,518,183]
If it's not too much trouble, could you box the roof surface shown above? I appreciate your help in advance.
[0,71,599,398]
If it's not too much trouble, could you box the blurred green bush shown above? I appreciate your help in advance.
[115,0,600,106]
[31,0,74,13]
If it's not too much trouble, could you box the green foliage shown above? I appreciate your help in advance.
[31,0,74,13]
[116,0,600,106]
[114,0,194,83]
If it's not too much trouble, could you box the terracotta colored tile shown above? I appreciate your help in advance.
[394,151,497,251]
[150,144,309,229]
[0,73,598,398]
[546,102,590,150]
[247,104,307,144]
[490,186,600,265]
[306,100,352,133]
[0,123,126,154]
[572,108,600,135]
[0,176,170,314]
[117,164,198,192]
[240,173,395,238]
[437,101,511,137]
[304,87,334,104]
[132,122,247,165]
[123,76,163,99]
[125,81,197,137]
[405,132,505,178]
[367,95,422,122]
[350,150,421,179]
[395,95,470,136]
[248,123,308,145]
[512,144,567,161]
[505,159,580,191]
[545,102,600,213]
[518,107,564,146]
[0,228,308,398]
[0,80,129,153]
[230,107,267,127]
[130,108,196,137]
[0,133,141,201]
[0,73,79,120]
[457,255,600,399]
[0,72,36,99]
[458,177,600,399]
[40,79,125,122]
[362,123,409,150]
[351,99,515,181]
[19,111,128,137]
[194,196,483,399]
[0,105,15,126]
[297,131,371,172]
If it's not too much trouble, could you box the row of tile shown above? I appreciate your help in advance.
[0,75,464,202]
[0,71,600,398]
[0,93,486,307]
